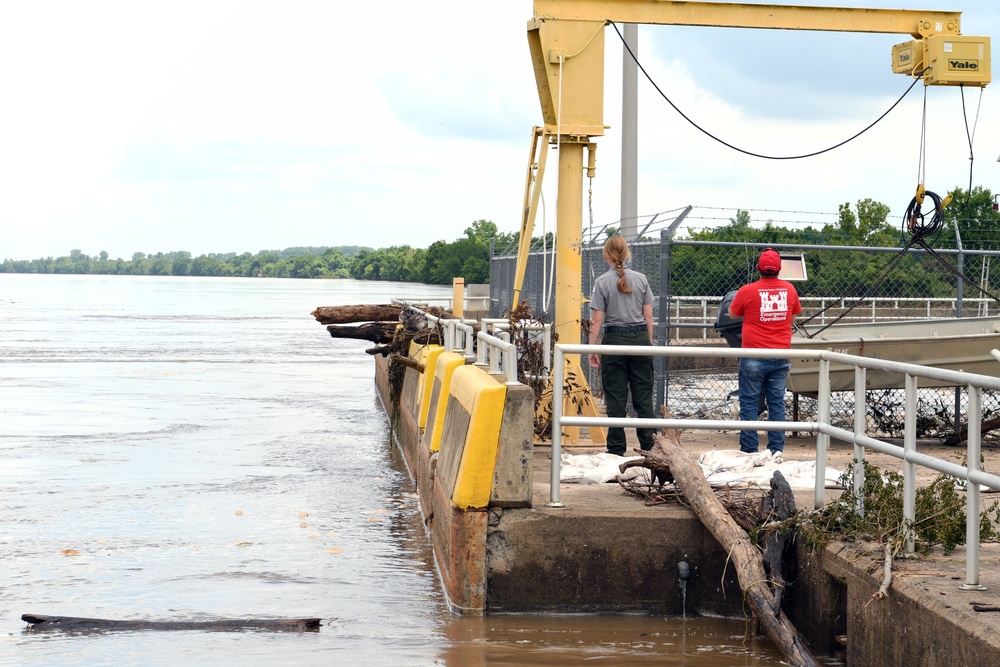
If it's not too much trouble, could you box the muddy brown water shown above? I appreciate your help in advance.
[1,274,823,666]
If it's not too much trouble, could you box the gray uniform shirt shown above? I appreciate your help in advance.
[590,268,654,327]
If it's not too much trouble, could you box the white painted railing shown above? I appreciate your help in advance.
[550,344,1000,590]
[665,296,990,340]
[475,331,518,384]
[481,318,552,380]
[394,303,519,384]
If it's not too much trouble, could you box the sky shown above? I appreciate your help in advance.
[0,1,998,261]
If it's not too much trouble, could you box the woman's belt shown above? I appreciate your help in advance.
[603,324,647,333]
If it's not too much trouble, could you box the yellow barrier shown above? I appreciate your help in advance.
[426,352,466,454]
[417,344,445,430]
[438,365,506,509]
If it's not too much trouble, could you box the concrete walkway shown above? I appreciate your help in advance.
[529,427,1000,664]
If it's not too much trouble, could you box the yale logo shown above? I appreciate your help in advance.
[897,50,912,65]
[949,59,979,71]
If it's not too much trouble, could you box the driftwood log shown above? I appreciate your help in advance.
[943,414,1000,446]
[624,421,819,667]
[21,613,321,632]
[311,304,450,325]
[390,353,425,373]
[760,470,796,609]
[325,322,398,344]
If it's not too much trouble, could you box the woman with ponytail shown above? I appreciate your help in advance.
[587,235,655,456]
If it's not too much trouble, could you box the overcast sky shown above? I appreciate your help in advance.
[1,1,998,261]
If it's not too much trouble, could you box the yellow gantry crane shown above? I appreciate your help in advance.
[516,0,990,441]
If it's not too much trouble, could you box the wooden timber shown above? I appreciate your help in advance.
[21,613,322,632]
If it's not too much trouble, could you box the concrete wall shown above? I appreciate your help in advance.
[376,352,1000,665]
[786,542,1000,667]
[378,345,533,613]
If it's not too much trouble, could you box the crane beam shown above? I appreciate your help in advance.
[532,0,961,38]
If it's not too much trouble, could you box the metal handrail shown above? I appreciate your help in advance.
[551,343,1000,590]
[392,303,519,384]
[475,331,518,384]
[481,318,552,376]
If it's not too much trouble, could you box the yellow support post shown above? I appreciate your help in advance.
[551,140,605,444]
[452,277,464,319]
[512,127,550,309]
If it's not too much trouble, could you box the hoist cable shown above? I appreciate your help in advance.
[903,189,945,241]
[914,237,1000,305]
[609,21,924,161]
[796,237,918,337]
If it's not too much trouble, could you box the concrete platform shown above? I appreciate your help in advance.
[518,430,1000,664]
[378,351,1000,665]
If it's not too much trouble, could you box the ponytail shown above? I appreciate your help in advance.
[603,236,632,294]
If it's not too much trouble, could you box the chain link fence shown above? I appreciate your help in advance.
[491,230,1000,442]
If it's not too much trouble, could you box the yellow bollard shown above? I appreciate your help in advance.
[452,277,464,318]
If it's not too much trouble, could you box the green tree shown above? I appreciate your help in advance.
[939,186,1000,250]
[171,251,192,276]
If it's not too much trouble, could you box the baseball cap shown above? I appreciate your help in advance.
[758,248,781,274]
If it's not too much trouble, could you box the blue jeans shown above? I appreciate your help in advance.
[738,357,791,453]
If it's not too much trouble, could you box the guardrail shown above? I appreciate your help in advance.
[662,296,991,339]
[551,344,1000,590]
[481,318,552,380]
[393,295,491,311]
[394,302,519,384]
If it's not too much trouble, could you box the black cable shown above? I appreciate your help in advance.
[796,237,918,337]
[609,21,924,161]
[914,236,1000,305]
[903,190,945,241]
[960,84,976,195]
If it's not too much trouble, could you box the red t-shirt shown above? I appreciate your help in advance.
[729,277,802,349]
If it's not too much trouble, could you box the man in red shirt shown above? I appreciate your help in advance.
[728,249,802,457]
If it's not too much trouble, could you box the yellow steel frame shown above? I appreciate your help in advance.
[520,0,989,442]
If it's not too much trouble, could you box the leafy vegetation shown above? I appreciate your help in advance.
[669,186,1000,299]
[802,459,1000,556]
[0,219,514,285]
[4,185,996,288]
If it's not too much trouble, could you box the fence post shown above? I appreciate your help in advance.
[656,227,672,408]
[962,384,987,591]
[853,365,867,517]
[815,357,831,510]
[548,347,566,508]
[903,373,917,553]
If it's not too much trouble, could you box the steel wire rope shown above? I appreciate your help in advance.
[540,55,567,318]
[960,83,984,195]
[905,84,1000,306]
[795,236,918,337]
[912,237,1000,304]
[535,163,557,317]
[609,21,925,160]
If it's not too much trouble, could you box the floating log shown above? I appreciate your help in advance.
[21,613,321,632]
[326,322,398,344]
[311,304,451,325]
[627,417,820,667]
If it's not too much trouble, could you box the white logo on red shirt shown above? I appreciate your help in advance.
[757,289,789,322]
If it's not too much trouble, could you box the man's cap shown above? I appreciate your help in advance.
[758,248,781,274]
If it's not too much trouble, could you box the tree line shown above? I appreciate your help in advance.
[0,220,511,284]
[3,186,996,292]
[667,186,1000,299]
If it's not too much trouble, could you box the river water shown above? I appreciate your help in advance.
[0,274,793,666]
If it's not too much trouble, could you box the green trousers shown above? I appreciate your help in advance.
[600,330,655,456]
